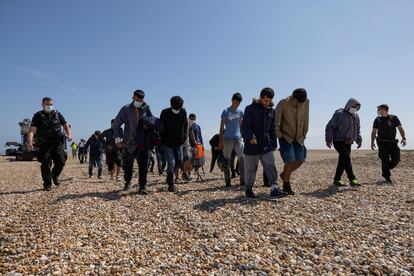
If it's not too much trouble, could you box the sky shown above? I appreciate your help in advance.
[1,0,413,152]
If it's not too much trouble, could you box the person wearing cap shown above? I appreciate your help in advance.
[275,88,310,195]
[325,98,362,187]
[219,92,245,187]
[85,130,104,179]
[114,90,153,194]
[160,96,188,192]
[371,104,407,183]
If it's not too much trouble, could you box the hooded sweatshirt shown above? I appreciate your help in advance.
[325,98,362,145]
[242,99,277,155]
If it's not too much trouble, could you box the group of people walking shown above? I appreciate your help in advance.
[27,89,407,197]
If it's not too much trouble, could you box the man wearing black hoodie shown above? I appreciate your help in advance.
[85,130,104,179]
[242,88,288,199]
[160,96,188,192]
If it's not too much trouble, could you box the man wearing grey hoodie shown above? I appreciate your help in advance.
[325,98,362,187]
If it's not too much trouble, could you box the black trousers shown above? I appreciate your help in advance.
[230,150,240,175]
[378,142,400,178]
[123,148,149,187]
[106,151,122,171]
[333,141,356,182]
[210,149,221,172]
[37,144,67,188]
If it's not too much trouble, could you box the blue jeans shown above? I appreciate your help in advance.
[89,155,103,177]
[164,146,183,186]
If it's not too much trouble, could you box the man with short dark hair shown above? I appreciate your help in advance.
[85,130,104,179]
[219,92,245,187]
[371,104,407,183]
[242,88,288,198]
[160,96,188,192]
[275,88,310,195]
[28,97,72,191]
[101,119,123,181]
[114,90,153,194]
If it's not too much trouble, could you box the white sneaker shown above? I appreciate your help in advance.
[116,176,121,182]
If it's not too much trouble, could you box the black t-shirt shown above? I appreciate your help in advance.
[373,115,401,142]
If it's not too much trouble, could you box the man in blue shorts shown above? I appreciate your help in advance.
[275,88,309,195]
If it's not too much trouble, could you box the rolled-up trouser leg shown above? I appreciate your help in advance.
[233,139,245,184]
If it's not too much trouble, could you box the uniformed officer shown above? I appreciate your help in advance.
[28,97,73,191]
[371,104,407,183]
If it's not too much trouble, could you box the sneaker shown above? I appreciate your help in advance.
[283,182,295,195]
[231,173,237,179]
[270,188,288,198]
[225,179,232,187]
[124,182,132,191]
[116,176,121,182]
[350,179,361,187]
[52,175,61,186]
[245,189,256,198]
[44,186,52,191]
[384,176,393,183]
[138,187,148,195]
[98,175,103,179]
[333,180,346,187]
[168,185,176,192]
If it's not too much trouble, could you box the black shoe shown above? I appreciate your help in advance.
[283,182,295,195]
[384,176,393,183]
[231,173,237,179]
[168,185,176,192]
[44,186,52,191]
[240,182,245,186]
[124,182,131,191]
[270,188,288,198]
[52,175,61,186]
[263,182,271,187]
[225,179,232,187]
[245,189,256,198]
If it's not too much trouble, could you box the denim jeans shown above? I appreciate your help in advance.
[89,155,103,177]
[164,145,184,186]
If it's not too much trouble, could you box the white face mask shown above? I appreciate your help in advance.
[44,105,54,113]
[134,101,143,108]
[190,119,196,124]
[348,107,357,114]
[377,110,382,117]
[172,108,180,114]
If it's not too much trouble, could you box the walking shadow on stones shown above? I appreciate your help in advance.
[0,188,44,196]
[54,189,122,202]
[303,184,360,199]
[194,194,283,213]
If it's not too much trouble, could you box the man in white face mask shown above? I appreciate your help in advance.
[325,98,362,187]
[113,90,153,194]
[160,96,188,192]
[27,97,72,191]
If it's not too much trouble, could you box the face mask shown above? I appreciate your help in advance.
[134,101,143,108]
[190,120,196,124]
[44,105,53,113]
[172,109,180,114]
[348,107,357,114]
[377,110,382,117]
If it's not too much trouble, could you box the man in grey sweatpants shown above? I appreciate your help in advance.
[219,93,245,187]
[242,88,288,199]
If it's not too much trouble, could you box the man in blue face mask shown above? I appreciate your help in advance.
[114,90,153,194]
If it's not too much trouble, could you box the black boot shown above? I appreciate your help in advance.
[168,184,176,192]
[225,179,232,187]
[52,174,61,186]
[245,189,256,198]
[283,182,295,195]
